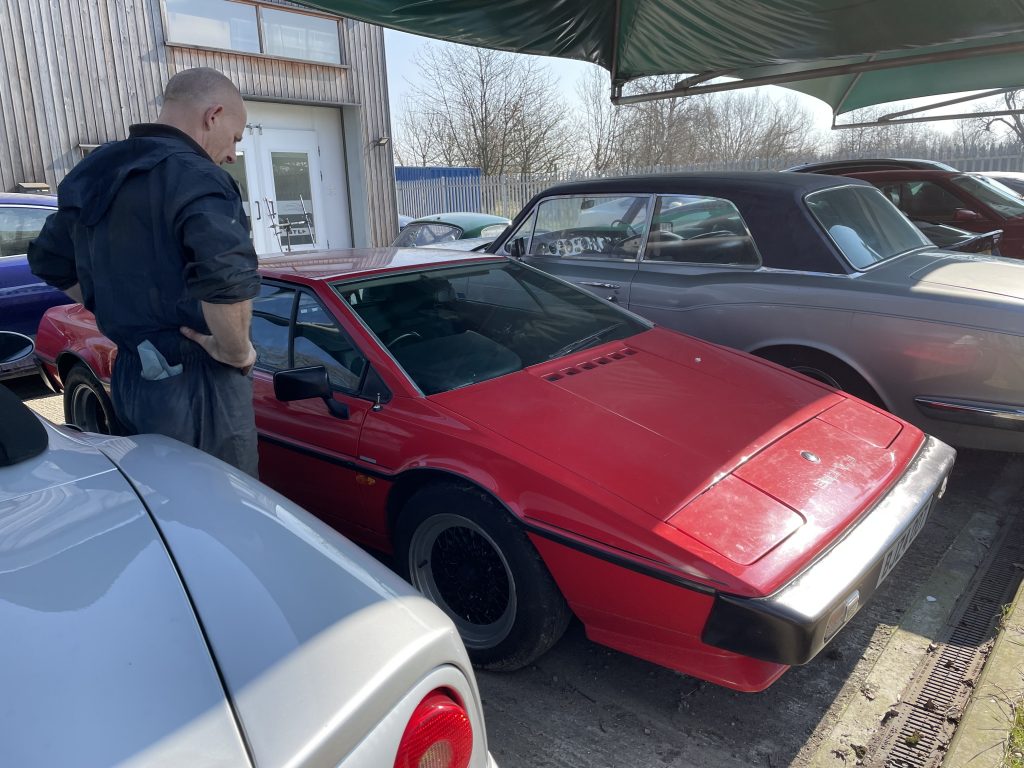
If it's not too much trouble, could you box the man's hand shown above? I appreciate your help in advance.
[180,325,256,371]
[181,299,256,371]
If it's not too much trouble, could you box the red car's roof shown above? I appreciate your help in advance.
[257,247,501,282]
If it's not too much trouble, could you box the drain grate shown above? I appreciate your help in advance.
[866,515,1024,768]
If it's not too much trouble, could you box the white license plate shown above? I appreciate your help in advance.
[876,503,930,587]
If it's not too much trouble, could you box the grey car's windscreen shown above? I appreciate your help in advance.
[334,261,648,394]
[805,186,931,269]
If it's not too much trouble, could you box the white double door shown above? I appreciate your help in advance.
[229,127,326,255]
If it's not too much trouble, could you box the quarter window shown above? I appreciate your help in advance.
[393,223,462,247]
[251,283,295,370]
[642,195,759,266]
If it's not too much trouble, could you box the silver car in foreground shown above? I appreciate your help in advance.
[0,333,496,768]
[492,173,1024,453]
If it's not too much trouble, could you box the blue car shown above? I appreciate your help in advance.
[0,192,67,337]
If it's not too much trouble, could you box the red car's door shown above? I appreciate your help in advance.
[250,283,385,545]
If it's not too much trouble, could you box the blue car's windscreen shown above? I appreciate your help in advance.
[335,261,649,394]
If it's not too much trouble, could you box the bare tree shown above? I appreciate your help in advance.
[692,90,818,165]
[576,66,624,174]
[395,44,575,175]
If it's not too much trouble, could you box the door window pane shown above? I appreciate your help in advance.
[900,181,967,221]
[0,206,54,258]
[165,0,259,53]
[251,283,295,370]
[262,8,341,64]
[643,195,760,266]
[271,152,315,248]
[530,195,649,260]
[293,292,366,391]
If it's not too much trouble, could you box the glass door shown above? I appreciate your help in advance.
[258,128,325,253]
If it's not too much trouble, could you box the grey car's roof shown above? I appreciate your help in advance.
[501,172,876,274]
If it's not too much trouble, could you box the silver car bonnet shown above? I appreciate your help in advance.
[908,253,1024,302]
[0,422,250,768]
[93,433,486,767]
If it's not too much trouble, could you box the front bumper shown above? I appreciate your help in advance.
[701,435,957,666]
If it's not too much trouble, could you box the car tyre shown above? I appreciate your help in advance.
[758,348,883,407]
[396,482,572,671]
[63,364,123,435]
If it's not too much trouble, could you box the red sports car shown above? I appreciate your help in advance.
[35,248,956,692]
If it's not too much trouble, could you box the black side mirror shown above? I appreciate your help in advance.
[0,332,33,365]
[273,366,349,419]
[508,237,526,259]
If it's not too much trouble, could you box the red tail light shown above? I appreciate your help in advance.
[394,690,474,768]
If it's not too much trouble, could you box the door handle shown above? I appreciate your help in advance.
[253,200,261,220]
[606,295,618,303]
[265,198,277,217]
[580,281,620,289]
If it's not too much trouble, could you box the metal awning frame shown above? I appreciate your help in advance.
[830,88,1024,129]
[609,40,1024,126]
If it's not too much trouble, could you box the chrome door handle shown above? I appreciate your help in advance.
[580,281,620,289]
[253,200,261,220]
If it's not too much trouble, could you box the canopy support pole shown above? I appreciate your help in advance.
[831,88,1023,128]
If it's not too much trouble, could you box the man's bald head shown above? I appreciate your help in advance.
[158,67,247,166]
[164,67,242,109]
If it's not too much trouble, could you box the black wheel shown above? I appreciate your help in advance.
[757,348,883,407]
[396,482,572,671]
[63,364,122,435]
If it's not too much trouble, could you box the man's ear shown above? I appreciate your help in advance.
[203,103,225,129]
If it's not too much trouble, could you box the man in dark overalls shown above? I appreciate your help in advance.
[29,67,261,476]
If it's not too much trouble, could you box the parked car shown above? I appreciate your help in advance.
[786,158,959,174]
[487,172,1024,453]
[980,171,1024,197]
[913,221,1002,255]
[36,248,956,692]
[794,167,1024,258]
[393,212,510,248]
[0,193,68,379]
[0,330,496,768]
[0,193,67,335]
[398,213,415,230]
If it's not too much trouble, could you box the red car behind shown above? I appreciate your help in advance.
[34,248,956,692]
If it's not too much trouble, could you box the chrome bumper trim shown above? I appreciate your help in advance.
[915,396,1024,432]
[702,435,957,665]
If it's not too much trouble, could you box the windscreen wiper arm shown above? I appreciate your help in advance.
[548,322,624,360]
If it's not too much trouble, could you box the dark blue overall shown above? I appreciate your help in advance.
[29,124,261,476]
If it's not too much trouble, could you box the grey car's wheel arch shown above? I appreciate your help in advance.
[750,343,888,408]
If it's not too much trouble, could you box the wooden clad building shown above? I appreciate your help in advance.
[0,0,398,248]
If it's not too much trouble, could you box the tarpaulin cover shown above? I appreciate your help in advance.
[301,0,1024,113]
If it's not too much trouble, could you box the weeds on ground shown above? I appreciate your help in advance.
[1005,695,1024,768]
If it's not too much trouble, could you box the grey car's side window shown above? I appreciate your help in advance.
[642,195,760,266]
[527,195,650,260]
[293,291,368,392]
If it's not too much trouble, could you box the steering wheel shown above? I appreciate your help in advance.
[388,331,422,348]
[610,218,641,237]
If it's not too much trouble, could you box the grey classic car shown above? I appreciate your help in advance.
[489,173,1024,453]
[0,333,496,768]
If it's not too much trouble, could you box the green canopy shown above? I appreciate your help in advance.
[303,0,1024,115]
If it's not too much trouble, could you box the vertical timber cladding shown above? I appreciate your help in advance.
[0,0,397,246]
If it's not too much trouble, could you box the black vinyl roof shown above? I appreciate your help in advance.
[497,172,873,274]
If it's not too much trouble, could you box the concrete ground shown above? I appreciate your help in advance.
[12,372,1024,768]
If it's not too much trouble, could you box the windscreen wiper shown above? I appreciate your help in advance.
[548,322,624,360]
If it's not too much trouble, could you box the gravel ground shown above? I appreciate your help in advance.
[10,371,1021,768]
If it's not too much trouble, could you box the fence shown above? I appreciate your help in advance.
[394,149,1024,219]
